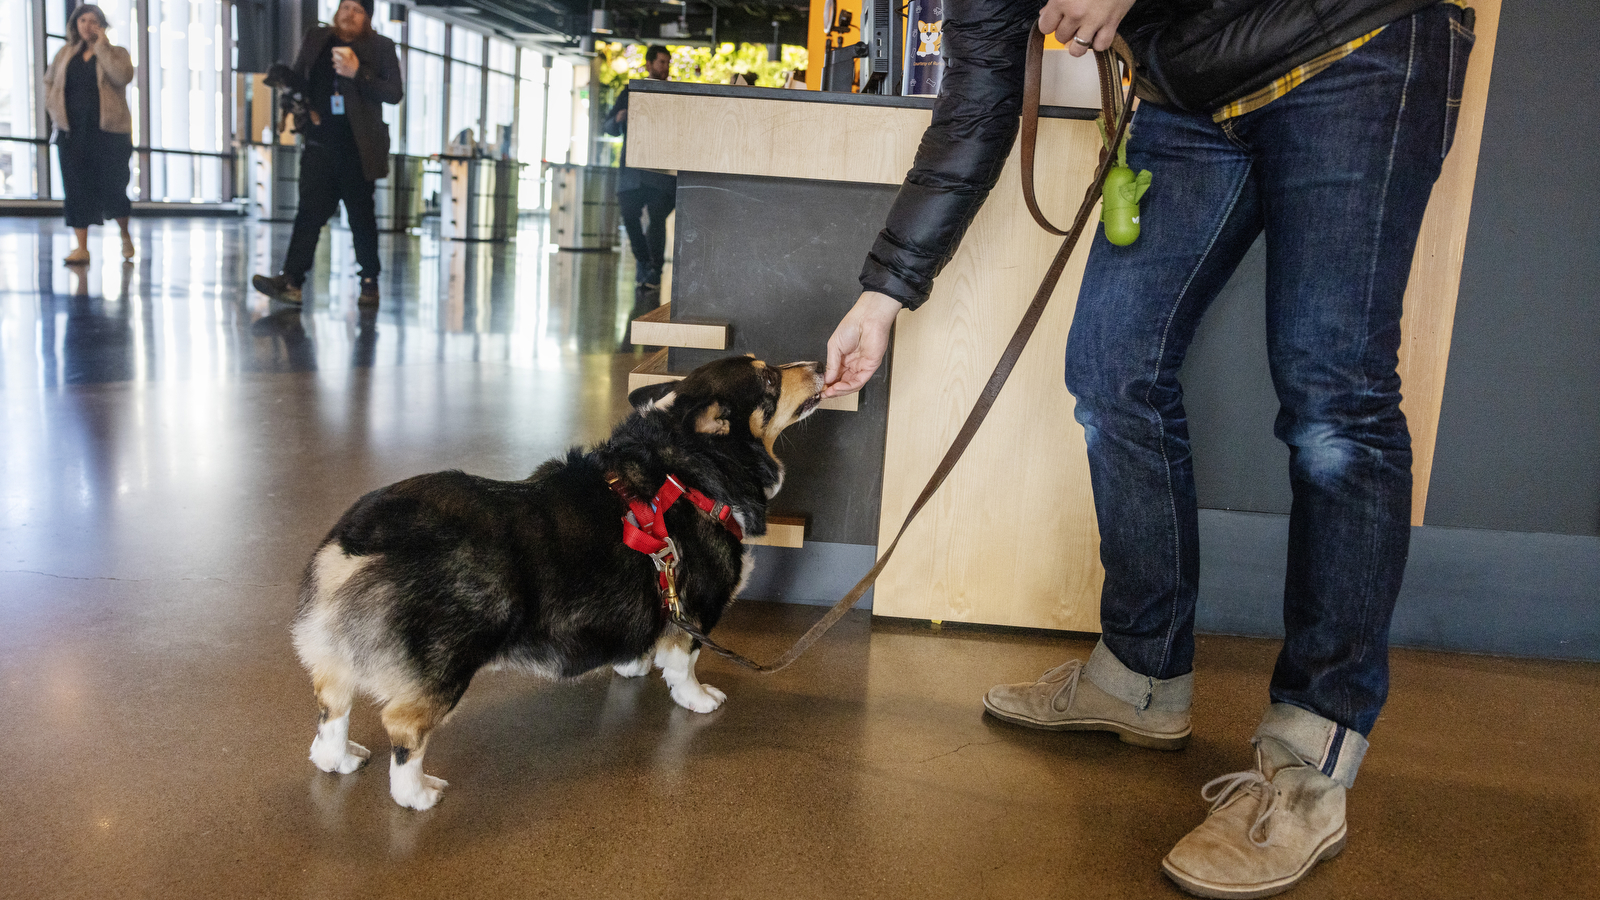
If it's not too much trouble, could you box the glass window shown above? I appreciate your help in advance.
[488,37,515,74]
[447,58,482,147]
[484,70,515,157]
[372,1,403,43]
[405,51,444,156]
[410,13,445,54]
[148,0,225,200]
[516,50,547,207]
[0,0,39,197]
[546,57,575,165]
[450,28,482,65]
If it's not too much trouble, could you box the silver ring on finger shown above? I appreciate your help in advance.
[1072,35,1093,47]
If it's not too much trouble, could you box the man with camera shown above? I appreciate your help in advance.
[253,0,402,306]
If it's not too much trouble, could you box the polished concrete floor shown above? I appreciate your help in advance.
[2,216,1597,899]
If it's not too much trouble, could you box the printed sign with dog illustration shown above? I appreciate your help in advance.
[903,0,945,97]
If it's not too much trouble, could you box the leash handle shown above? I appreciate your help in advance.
[1022,30,1137,236]
[682,30,1138,675]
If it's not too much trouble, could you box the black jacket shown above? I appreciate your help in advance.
[291,26,403,182]
[860,0,1440,308]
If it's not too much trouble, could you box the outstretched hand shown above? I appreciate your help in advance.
[823,291,903,398]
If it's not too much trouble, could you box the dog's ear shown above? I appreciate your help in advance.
[694,402,731,436]
[628,382,677,411]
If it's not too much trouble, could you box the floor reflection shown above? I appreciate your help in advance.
[0,215,648,390]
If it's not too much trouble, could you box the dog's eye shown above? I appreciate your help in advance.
[761,368,781,393]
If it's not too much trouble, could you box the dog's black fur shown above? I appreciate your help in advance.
[293,355,824,809]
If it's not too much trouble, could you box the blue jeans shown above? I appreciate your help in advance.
[1064,3,1473,736]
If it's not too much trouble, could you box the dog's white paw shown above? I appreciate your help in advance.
[391,773,448,811]
[613,656,652,678]
[670,681,726,713]
[310,738,371,775]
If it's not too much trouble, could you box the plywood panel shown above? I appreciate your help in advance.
[872,122,1107,631]
[627,93,935,186]
[1399,0,1500,523]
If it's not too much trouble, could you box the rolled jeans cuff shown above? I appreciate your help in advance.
[1084,639,1193,713]
[1255,702,1371,790]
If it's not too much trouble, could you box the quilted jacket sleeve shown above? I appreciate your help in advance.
[857,0,1040,310]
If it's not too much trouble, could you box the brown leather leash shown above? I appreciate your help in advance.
[673,31,1139,673]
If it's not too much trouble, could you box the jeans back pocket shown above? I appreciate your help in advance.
[1443,11,1477,159]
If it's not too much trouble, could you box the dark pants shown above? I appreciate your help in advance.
[618,186,674,281]
[1064,4,1473,737]
[282,141,380,285]
[57,129,133,229]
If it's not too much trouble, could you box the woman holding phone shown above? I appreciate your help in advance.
[43,3,137,266]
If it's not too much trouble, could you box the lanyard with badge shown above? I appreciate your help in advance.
[330,45,350,115]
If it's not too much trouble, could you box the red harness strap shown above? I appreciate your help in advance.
[605,473,744,615]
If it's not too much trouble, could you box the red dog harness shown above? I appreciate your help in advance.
[605,473,743,617]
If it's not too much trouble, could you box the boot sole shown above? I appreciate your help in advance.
[1161,825,1347,899]
[252,276,303,305]
[981,699,1190,750]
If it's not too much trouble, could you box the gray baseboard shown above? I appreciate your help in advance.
[1197,509,1600,661]
[739,541,877,609]
[0,199,247,216]
[739,515,1600,661]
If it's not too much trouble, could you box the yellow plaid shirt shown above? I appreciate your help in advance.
[1214,0,1465,121]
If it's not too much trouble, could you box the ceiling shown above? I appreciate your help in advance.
[409,0,812,51]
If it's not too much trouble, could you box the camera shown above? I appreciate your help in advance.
[264,63,313,132]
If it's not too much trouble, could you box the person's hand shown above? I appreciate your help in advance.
[824,291,903,398]
[332,47,360,78]
[615,108,628,123]
[1038,0,1136,57]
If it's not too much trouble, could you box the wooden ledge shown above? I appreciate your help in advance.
[630,302,729,350]
[746,515,805,548]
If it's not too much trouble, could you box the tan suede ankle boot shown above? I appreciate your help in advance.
[1162,704,1365,898]
[982,640,1191,749]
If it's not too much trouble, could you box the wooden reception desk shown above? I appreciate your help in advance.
[624,24,1496,632]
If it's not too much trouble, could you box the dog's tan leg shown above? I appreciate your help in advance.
[654,627,726,713]
[381,697,451,810]
[308,670,371,774]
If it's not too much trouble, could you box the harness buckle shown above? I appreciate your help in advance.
[647,537,685,618]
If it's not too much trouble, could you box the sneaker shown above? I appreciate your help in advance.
[253,273,303,304]
[982,640,1192,749]
[65,247,90,266]
[358,277,380,306]
[1161,704,1364,899]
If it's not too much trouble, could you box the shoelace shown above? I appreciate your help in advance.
[1041,659,1084,711]
[1200,769,1278,848]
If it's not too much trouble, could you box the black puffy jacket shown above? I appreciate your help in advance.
[860,0,1440,308]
